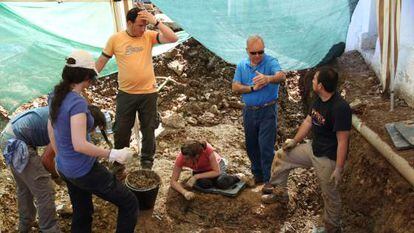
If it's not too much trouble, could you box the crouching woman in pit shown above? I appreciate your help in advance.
[170,140,240,200]
[48,50,139,233]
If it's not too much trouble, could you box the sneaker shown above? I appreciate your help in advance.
[261,194,278,204]
[262,182,274,194]
[312,221,342,233]
[261,186,289,204]
[261,193,289,204]
[312,226,326,233]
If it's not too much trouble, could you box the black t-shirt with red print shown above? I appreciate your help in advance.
[309,92,352,160]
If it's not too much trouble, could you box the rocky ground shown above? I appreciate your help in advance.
[0,38,413,232]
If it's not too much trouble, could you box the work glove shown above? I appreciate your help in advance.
[186,176,197,188]
[108,148,133,165]
[271,149,286,177]
[329,166,343,187]
[275,148,287,159]
[183,191,195,201]
[282,139,297,151]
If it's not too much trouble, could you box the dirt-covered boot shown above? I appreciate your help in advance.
[262,183,274,194]
[261,186,288,204]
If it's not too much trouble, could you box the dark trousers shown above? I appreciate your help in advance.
[243,104,277,182]
[194,160,239,189]
[114,90,159,162]
[60,162,139,233]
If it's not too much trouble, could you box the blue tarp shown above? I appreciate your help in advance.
[152,0,358,69]
[0,2,190,113]
[0,0,357,113]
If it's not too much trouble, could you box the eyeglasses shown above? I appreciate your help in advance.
[249,50,264,55]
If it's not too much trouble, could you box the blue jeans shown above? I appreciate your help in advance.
[243,104,277,182]
[60,162,139,233]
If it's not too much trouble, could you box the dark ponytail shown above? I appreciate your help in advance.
[50,64,96,125]
[50,79,71,125]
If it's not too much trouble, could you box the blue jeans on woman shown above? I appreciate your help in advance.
[60,162,139,233]
[243,103,277,183]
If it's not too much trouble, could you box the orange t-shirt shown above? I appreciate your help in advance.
[103,30,158,94]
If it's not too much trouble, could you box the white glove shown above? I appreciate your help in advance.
[183,191,195,200]
[186,176,197,188]
[330,166,343,187]
[108,148,133,164]
[282,139,297,151]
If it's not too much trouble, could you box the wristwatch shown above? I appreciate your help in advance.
[250,86,254,92]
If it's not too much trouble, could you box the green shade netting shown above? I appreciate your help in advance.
[151,0,358,68]
[0,2,190,113]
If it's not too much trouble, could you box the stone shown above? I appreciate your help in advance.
[168,60,185,75]
[162,112,186,129]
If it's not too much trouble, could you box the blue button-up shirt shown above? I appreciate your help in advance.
[233,54,282,106]
[12,106,50,146]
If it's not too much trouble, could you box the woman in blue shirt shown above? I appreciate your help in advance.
[48,50,139,233]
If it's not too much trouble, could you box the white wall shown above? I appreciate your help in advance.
[346,0,414,108]
[395,0,414,107]
[345,0,377,52]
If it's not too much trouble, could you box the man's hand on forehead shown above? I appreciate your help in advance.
[137,10,157,25]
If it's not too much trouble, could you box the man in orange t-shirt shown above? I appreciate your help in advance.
[96,7,178,173]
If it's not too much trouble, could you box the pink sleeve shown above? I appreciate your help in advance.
[174,153,185,168]
[205,143,214,155]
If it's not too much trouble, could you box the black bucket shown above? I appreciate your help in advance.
[125,170,161,210]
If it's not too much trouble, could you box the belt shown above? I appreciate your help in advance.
[245,100,277,110]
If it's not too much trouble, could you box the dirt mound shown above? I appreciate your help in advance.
[334,51,414,233]
[1,40,413,233]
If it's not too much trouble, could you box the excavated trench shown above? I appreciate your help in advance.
[0,39,413,233]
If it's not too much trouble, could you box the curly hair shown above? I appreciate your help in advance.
[181,140,207,158]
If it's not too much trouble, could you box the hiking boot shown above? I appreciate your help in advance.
[312,226,326,233]
[261,186,288,204]
[312,222,341,233]
[262,182,274,194]
[141,160,153,170]
[261,193,289,204]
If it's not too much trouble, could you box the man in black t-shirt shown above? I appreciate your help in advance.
[262,67,351,233]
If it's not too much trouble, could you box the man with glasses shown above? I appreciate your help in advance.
[96,7,178,175]
[232,35,286,193]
